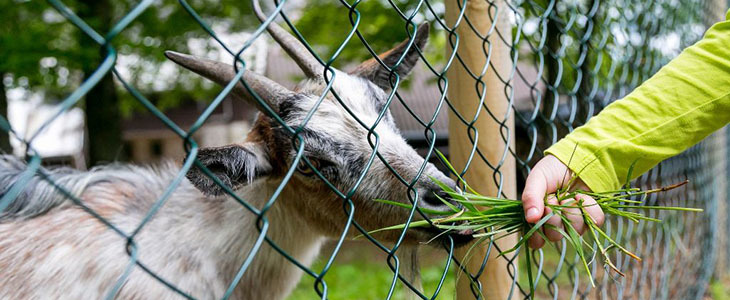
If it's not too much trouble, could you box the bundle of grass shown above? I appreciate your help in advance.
[369,151,702,287]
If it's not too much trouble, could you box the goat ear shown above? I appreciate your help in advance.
[186,143,271,196]
[350,23,429,90]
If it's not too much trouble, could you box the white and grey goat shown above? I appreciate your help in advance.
[0,13,472,300]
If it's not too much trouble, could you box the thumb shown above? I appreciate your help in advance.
[522,168,547,223]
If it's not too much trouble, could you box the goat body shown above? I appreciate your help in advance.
[0,157,328,299]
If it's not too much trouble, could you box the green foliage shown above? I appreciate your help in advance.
[1,0,262,115]
[0,1,94,96]
[294,0,446,68]
[514,0,703,113]
[1,0,453,116]
[1,0,704,117]
[2,0,449,118]
[109,0,262,115]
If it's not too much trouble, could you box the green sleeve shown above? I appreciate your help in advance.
[545,9,730,192]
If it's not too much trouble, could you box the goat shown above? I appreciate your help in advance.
[0,12,473,300]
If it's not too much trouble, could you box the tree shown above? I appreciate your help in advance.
[0,0,261,164]
[294,0,446,69]
[0,72,9,151]
[0,1,92,153]
[76,0,125,164]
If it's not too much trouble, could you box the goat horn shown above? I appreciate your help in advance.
[165,51,291,114]
[252,0,322,79]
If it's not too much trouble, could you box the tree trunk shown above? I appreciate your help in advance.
[544,10,561,120]
[85,73,125,164]
[79,0,126,165]
[539,9,563,145]
[0,72,11,152]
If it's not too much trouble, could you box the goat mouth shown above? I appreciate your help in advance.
[445,229,475,246]
[415,226,474,247]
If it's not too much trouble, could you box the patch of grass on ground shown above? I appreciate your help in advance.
[288,257,456,299]
[286,241,583,299]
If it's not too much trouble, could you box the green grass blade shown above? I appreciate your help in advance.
[373,199,454,215]
[499,212,554,256]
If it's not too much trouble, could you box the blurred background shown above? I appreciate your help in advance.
[3,0,730,299]
[1,0,457,169]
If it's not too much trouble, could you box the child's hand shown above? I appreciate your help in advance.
[521,155,605,248]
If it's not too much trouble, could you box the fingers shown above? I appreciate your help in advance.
[523,155,598,249]
[560,197,586,235]
[528,230,545,249]
[522,155,572,224]
[542,195,564,242]
[528,195,564,249]
[529,193,605,249]
[560,194,604,235]
[576,194,604,227]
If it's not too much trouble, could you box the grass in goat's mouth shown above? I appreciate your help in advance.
[368,151,702,288]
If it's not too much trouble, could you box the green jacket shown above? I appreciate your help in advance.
[546,10,730,192]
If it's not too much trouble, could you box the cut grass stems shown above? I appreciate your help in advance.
[368,150,702,288]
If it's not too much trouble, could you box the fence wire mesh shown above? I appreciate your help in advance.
[1,0,728,299]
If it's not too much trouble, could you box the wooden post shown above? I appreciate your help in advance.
[445,0,518,299]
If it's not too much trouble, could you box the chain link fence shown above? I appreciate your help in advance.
[1,0,728,299]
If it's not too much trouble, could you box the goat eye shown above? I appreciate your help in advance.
[296,157,320,176]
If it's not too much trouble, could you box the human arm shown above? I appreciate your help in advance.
[546,10,730,193]
[522,10,730,248]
